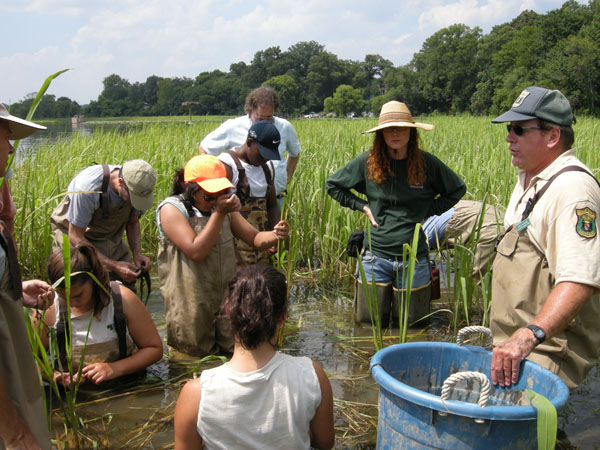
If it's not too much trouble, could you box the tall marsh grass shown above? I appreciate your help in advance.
[12,114,600,308]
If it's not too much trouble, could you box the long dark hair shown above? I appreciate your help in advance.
[224,265,287,350]
[366,128,426,186]
[171,168,201,216]
[47,244,111,316]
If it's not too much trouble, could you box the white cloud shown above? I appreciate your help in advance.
[417,0,560,33]
[0,0,575,104]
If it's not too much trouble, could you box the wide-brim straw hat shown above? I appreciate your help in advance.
[362,101,434,134]
[0,103,46,139]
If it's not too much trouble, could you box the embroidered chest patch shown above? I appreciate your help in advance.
[575,207,597,238]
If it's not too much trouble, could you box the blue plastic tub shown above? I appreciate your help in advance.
[370,342,569,449]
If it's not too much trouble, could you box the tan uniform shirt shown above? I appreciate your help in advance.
[492,150,600,388]
[504,150,600,287]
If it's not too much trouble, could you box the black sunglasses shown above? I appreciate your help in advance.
[506,124,542,136]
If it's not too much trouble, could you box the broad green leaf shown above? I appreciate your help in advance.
[527,389,557,450]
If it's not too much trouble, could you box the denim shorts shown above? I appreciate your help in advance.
[357,250,431,289]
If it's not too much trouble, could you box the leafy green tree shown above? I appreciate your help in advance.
[263,75,301,115]
[306,52,358,111]
[411,24,482,113]
[323,84,364,117]
[541,0,591,49]
[360,54,394,98]
[539,35,600,112]
[156,77,193,115]
[381,66,423,113]
[285,41,325,79]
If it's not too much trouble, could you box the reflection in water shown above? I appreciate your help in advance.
[49,279,600,448]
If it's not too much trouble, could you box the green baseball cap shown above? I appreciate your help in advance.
[491,86,573,126]
[122,159,156,211]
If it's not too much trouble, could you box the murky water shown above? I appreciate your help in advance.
[48,277,599,449]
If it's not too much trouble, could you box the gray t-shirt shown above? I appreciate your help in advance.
[66,165,142,228]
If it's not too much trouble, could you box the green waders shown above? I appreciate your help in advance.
[392,283,432,326]
[354,279,393,327]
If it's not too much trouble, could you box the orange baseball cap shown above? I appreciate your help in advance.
[184,155,234,193]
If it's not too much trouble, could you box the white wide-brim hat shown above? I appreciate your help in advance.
[362,101,433,134]
[0,104,46,139]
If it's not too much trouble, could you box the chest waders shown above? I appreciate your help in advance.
[490,166,600,389]
[50,165,135,287]
[226,150,273,266]
[157,201,236,357]
[0,220,51,449]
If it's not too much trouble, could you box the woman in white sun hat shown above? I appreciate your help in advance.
[326,101,466,327]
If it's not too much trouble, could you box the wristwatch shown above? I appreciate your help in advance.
[526,324,546,344]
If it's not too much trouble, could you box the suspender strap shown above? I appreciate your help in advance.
[110,281,128,360]
[0,220,22,301]
[226,150,249,201]
[100,165,110,220]
[55,303,69,368]
[521,165,600,221]
[262,161,274,196]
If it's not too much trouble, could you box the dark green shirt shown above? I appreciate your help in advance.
[326,151,466,260]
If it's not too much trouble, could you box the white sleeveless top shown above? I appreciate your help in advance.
[52,291,134,365]
[197,352,321,450]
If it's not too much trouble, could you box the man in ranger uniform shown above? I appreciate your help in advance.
[489,86,600,390]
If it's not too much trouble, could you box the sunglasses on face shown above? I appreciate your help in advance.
[506,124,542,136]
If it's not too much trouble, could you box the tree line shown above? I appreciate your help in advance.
[8,0,599,119]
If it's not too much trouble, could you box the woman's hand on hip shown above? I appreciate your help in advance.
[362,205,378,227]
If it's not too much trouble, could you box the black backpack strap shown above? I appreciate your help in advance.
[225,150,250,201]
[0,220,22,301]
[99,165,111,220]
[521,165,600,220]
[110,281,128,360]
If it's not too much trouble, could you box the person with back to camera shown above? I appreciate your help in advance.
[156,155,289,357]
[326,101,466,327]
[173,264,334,450]
[34,244,162,386]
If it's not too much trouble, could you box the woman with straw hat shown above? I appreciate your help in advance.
[156,155,288,357]
[326,101,466,327]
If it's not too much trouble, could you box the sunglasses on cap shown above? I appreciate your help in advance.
[506,124,542,136]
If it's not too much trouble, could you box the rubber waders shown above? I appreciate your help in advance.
[392,283,432,326]
[354,279,393,327]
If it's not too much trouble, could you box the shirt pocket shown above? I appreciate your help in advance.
[496,229,519,258]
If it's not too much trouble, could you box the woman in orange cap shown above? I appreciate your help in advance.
[326,101,465,327]
[156,155,288,357]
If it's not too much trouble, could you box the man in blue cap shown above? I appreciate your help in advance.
[489,86,600,390]
[217,120,281,265]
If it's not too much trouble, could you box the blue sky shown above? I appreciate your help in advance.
[1,0,576,105]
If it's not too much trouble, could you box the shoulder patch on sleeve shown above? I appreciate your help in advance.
[576,207,597,238]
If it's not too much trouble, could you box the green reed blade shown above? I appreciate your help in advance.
[526,389,557,450]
